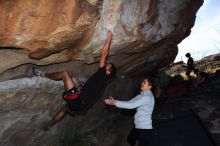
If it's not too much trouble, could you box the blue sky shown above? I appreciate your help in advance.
[175,0,220,62]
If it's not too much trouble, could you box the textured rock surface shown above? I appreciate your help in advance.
[0,76,139,146]
[0,77,64,146]
[0,0,203,81]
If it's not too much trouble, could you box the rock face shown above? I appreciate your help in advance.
[0,78,64,146]
[0,0,101,79]
[0,76,140,146]
[0,0,204,146]
[0,0,203,80]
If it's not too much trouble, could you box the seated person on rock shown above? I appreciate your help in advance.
[33,30,116,130]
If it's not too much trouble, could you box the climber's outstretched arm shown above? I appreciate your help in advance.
[99,30,113,68]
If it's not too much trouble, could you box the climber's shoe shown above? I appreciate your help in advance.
[32,67,45,77]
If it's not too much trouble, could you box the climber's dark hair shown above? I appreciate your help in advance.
[108,63,116,78]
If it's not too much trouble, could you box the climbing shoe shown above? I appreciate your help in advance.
[32,67,45,77]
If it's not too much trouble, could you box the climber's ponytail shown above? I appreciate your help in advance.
[146,78,161,98]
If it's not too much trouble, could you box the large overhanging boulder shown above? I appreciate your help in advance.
[0,0,203,81]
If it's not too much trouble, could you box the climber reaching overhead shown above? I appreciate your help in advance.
[33,30,116,130]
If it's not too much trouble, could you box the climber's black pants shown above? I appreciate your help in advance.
[127,127,152,146]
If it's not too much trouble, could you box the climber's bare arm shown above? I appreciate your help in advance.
[99,30,113,68]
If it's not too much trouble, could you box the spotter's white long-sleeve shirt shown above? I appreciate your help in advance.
[115,91,155,129]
